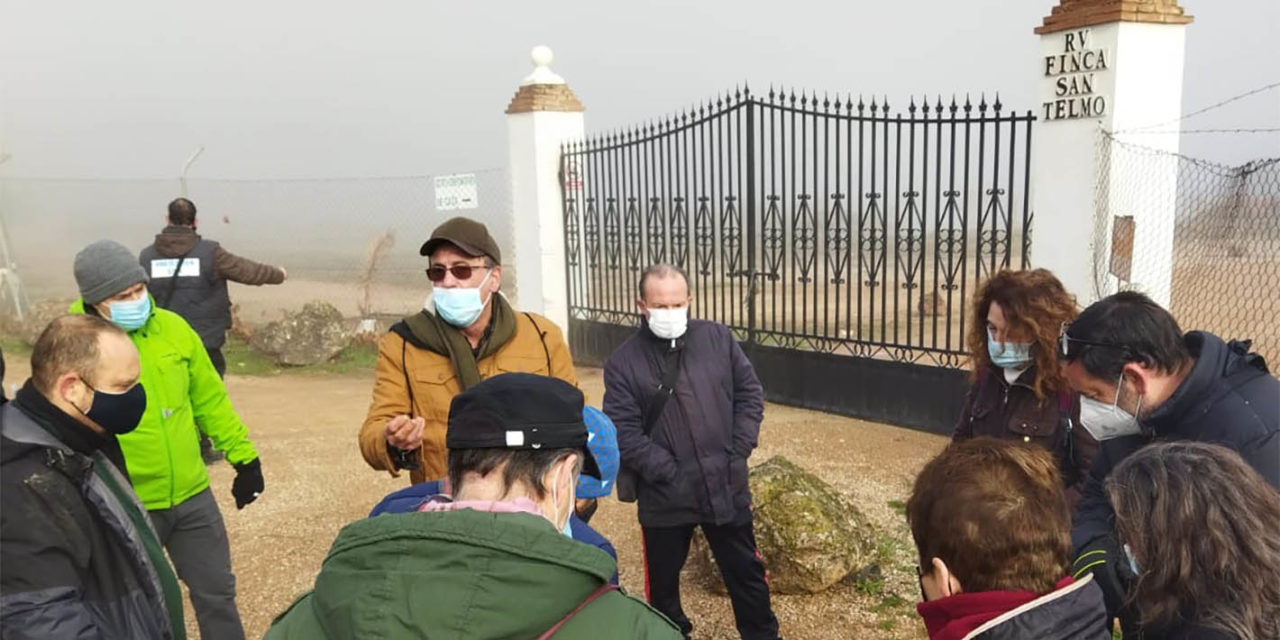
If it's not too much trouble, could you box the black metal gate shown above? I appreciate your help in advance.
[561,88,1034,433]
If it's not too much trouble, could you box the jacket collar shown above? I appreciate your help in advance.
[916,576,1079,640]
[1144,331,1223,434]
[11,380,108,458]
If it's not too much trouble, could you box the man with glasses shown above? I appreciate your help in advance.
[358,216,577,485]
[1060,291,1278,638]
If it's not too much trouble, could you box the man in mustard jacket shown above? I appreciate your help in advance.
[359,217,576,485]
[71,240,261,640]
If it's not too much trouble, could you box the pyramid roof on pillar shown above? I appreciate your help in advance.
[1036,0,1193,35]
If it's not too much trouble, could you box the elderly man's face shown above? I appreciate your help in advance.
[429,244,500,293]
[93,282,147,319]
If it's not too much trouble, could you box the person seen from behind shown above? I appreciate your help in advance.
[953,269,1097,509]
[1061,291,1278,637]
[907,437,1110,640]
[267,373,681,639]
[140,197,287,463]
[1106,441,1280,640]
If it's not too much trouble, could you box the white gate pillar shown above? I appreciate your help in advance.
[1030,0,1192,307]
[505,46,585,334]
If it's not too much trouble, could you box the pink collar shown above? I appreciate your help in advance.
[418,495,545,518]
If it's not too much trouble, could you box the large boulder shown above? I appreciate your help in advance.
[250,301,351,366]
[687,456,876,595]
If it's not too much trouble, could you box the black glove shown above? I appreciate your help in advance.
[232,458,264,509]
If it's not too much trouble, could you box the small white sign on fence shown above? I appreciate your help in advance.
[434,173,479,211]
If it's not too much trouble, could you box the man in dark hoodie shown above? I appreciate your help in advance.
[1,315,186,639]
[139,197,286,462]
[1061,291,1279,638]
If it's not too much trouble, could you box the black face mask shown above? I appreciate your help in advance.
[75,380,147,435]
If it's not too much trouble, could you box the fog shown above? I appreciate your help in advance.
[2,0,1276,181]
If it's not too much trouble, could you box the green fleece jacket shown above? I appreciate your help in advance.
[71,298,258,510]
[266,510,682,640]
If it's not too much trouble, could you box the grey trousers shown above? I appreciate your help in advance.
[149,487,244,640]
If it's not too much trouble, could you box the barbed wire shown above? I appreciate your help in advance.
[1115,81,1280,133]
[1121,128,1280,135]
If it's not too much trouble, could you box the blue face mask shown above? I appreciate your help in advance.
[107,295,152,332]
[562,517,574,539]
[987,330,1033,370]
[1123,543,1140,576]
[431,270,493,328]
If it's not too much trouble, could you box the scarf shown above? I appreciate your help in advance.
[401,293,518,390]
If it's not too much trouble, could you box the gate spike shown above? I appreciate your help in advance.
[789,89,796,104]
[857,95,865,112]
[768,84,776,101]
[978,93,988,111]
[823,92,830,110]
[963,94,972,113]
[993,92,1003,112]
[742,82,750,97]
[883,95,890,113]
[909,96,916,113]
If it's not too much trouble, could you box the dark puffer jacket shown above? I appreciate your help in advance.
[604,320,764,528]
[953,366,1098,510]
[1072,332,1279,636]
[0,388,184,639]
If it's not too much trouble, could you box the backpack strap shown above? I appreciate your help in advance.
[535,583,620,639]
[523,312,553,373]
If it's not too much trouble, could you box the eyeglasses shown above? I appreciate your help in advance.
[1058,321,1130,358]
[426,264,489,283]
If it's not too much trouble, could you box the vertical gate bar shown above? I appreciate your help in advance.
[769,96,778,333]
[990,99,1002,273]
[801,94,810,338]
[933,101,943,349]
[895,103,905,348]
[976,98,989,285]
[959,97,972,355]
[906,99,916,349]
[1022,113,1033,269]
[869,99,878,345]
[783,93,793,340]
[1006,108,1017,269]
[641,122,651,275]
[699,103,709,322]
[606,132,618,316]
[719,97,728,327]
[919,99,929,348]
[745,94,757,341]
[857,99,865,343]
[881,99,889,345]
[588,138,600,315]
[629,128,638,313]
[845,98,854,343]
[831,98,840,341]
[624,129,634,317]
[820,96,829,340]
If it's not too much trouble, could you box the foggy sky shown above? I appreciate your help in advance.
[1,0,1276,180]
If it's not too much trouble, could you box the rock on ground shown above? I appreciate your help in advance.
[250,301,351,365]
[688,455,877,595]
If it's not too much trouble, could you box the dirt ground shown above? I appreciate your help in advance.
[2,358,946,639]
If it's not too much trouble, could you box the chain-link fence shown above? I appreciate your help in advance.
[0,169,512,331]
[1093,131,1279,361]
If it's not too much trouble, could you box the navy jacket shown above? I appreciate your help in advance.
[604,320,765,528]
[1072,332,1279,633]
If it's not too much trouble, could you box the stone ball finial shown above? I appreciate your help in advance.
[520,44,565,86]
[531,45,554,68]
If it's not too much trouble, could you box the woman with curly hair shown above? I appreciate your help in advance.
[953,269,1097,508]
[1106,441,1280,640]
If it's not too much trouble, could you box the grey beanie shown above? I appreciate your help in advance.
[74,240,149,305]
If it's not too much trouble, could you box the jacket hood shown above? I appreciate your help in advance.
[153,225,200,258]
[1146,331,1267,434]
[300,509,617,639]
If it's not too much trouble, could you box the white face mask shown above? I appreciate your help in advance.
[1079,374,1144,441]
[549,460,576,538]
[647,306,689,340]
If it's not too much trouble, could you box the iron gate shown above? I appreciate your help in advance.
[561,87,1035,432]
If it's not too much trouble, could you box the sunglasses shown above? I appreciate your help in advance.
[426,264,490,283]
[1058,321,1130,358]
